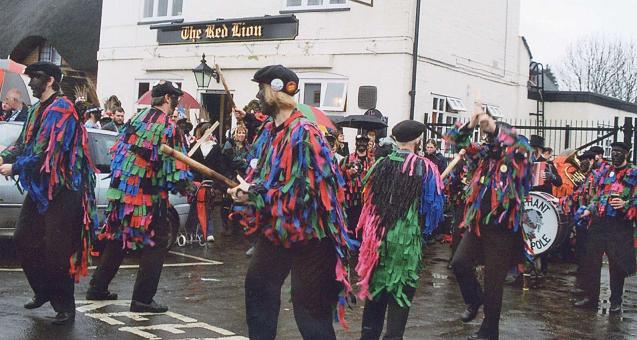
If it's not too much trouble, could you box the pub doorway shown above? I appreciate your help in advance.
[200,91,233,144]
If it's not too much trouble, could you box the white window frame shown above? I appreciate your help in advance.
[282,0,349,11]
[39,41,62,65]
[140,0,183,22]
[485,104,503,119]
[446,97,466,113]
[296,73,348,112]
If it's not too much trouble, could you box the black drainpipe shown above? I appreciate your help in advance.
[409,0,422,120]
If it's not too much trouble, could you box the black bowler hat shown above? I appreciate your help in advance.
[610,141,632,153]
[25,61,62,83]
[392,120,427,143]
[252,65,299,96]
[529,135,545,149]
[579,151,595,160]
[589,146,605,155]
[151,80,184,98]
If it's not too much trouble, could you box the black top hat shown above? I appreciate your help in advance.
[610,141,632,153]
[529,135,545,149]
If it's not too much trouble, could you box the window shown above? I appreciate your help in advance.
[430,95,462,149]
[142,0,182,20]
[485,105,503,118]
[446,97,466,112]
[39,42,61,65]
[296,74,347,111]
[283,0,349,11]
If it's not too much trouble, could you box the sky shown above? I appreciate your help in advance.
[520,0,637,68]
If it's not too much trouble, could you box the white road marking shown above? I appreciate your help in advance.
[119,322,239,339]
[0,260,221,272]
[168,251,222,264]
[75,300,247,339]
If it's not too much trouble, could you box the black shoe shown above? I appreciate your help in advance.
[609,303,622,314]
[573,298,598,309]
[51,312,75,325]
[86,288,118,301]
[461,302,482,322]
[130,300,168,313]
[24,296,49,309]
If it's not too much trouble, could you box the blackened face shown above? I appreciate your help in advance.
[257,84,277,116]
[580,159,591,173]
[28,74,49,99]
[356,140,368,153]
[611,149,628,167]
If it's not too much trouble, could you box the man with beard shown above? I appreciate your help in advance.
[101,107,126,133]
[356,120,444,340]
[573,142,637,313]
[446,109,532,340]
[227,65,355,339]
[0,61,98,325]
[86,81,192,313]
[341,134,375,236]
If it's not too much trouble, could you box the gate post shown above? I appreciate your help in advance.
[614,117,620,143]
[424,113,429,141]
[564,124,571,149]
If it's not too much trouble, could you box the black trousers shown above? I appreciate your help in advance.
[14,190,83,313]
[360,286,416,340]
[583,219,635,305]
[90,216,171,304]
[347,205,363,237]
[574,225,589,289]
[451,227,518,336]
[244,236,339,340]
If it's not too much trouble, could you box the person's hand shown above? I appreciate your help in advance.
[609,198,626,210]
[581,209,591,218]
[227,175,251,203]
[458,149,466,156]
[468,112,482,129]
[0,163,13,176]
[478,114,497,133]
[233,107,246,121]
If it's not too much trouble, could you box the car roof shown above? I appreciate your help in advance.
[0,121,118,137]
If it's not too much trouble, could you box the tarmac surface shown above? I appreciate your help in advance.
[1,230,636,340]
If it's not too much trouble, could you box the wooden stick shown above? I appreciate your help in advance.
[160,144,239,188]
[215,64,236,109]
[187,121,219,157]
[440,149,466,180]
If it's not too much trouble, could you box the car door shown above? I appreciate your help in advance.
[86,129,118,224]
[0,122,26,237]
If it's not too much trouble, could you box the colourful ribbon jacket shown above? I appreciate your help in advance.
[356,150,444,307]
[340,152,375,208]
[444,122,532,235]
[579,162,637,221]
[238,110,356,326]
[99,107,192,250]
[0,96,98,281]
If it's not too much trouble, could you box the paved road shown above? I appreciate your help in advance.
[1,233,636,340]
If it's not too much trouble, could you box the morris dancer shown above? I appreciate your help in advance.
[227,65,355,339]
[87,81,192,313]
[0,62,98,325]
[574,142,637,313]
[356,120,444,340]
[341,134,375,236]
[446,110,532,340]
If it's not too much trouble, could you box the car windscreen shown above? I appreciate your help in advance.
[0,124,23,151]
[88,132,117,173]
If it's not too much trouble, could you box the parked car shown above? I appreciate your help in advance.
[0,121,190,238]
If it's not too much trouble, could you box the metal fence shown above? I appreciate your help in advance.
[423,114,630,160]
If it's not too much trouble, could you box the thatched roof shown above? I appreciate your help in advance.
[0,0,102,71]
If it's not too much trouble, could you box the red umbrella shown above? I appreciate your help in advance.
[136,89,201,109]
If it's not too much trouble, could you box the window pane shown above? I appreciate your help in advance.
[88,132,117,173]
[287,0,302,5]
[138,82,150,99]
[304,83,321,107]
[323,83,345,108]
[330,0,346,3]
[157,0,168,16]
[308,0,323,5]
[432,98,438,110]
[51,47,62,65]
[172,0,183,16]
[143,0,154,17]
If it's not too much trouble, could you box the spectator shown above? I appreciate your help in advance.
[335,129,349,157]
[84,106,102,129]
[424,139,448,174]
[2,88,29,122]
[101,107,125,133]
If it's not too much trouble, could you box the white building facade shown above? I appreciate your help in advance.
[96,0,531,140]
